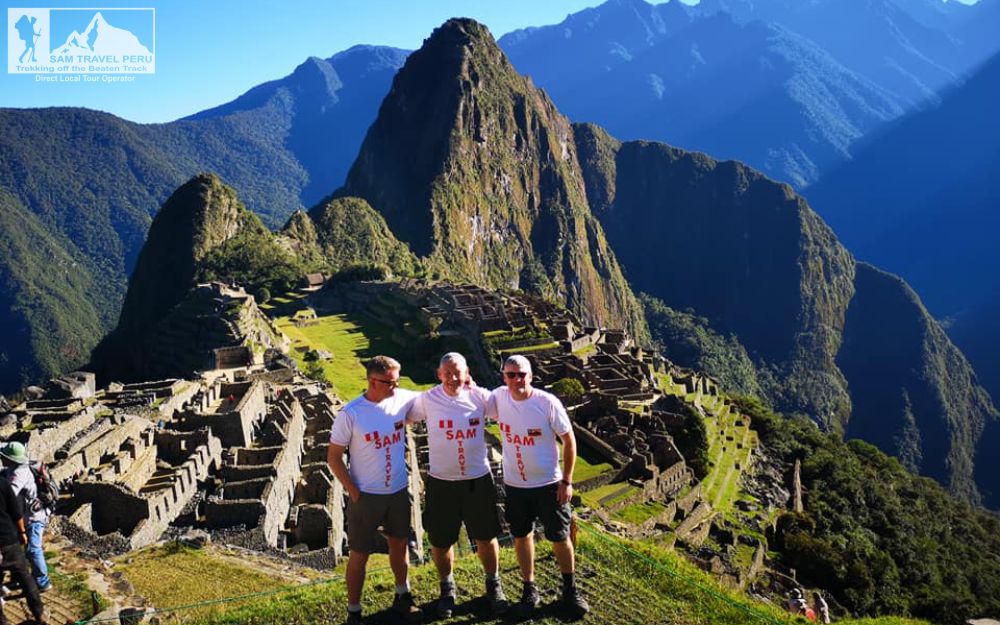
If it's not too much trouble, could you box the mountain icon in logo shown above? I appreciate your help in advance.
[52,11,151,57]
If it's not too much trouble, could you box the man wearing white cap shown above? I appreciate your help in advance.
[486,355,589,619]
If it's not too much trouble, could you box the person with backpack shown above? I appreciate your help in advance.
[0,474,47,624]
[1,442,52,593]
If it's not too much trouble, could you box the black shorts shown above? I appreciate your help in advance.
[347,489,411,554]
[504,482,572,542]
[424,473,501,548]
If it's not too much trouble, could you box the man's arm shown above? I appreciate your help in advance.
[404,390,425,425]
[327,443,361,503]
[557,429,577,505]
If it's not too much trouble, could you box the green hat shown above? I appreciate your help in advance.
[0,441,28,464]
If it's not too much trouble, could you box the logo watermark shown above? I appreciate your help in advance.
[7,7,155,75]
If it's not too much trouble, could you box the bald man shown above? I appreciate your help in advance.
[407,353,508,618]
[486,355,589,619]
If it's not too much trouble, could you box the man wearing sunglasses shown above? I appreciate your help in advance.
[486,355,589,619]
[328,355,422,624]
[406,352,509,618]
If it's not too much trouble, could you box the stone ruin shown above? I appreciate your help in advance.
[11,369,423,564]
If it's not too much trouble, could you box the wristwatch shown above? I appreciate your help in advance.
[560,479,572,486]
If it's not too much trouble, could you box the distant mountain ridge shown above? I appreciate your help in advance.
[0,45,408,392]
[499,0,1000,187]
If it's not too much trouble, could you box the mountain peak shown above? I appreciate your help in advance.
[287,56,343,102]
[337,18,647,337]
[114,173,255,334]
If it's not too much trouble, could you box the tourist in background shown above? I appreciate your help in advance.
[406,352,509,618]
[486,355,589,619]
[327,356,422,624]
[814,591,831,624]
[0,474,47,625]
[1,442,52,592]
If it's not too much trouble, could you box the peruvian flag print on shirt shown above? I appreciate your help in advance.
[407,385,491,481]
[485,387,572,488]
[330,389,417,494]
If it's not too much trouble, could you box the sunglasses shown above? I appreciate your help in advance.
[503,371,528,379]
[371,377,400,388]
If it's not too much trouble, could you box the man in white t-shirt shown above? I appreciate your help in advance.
[407,353,508,618]
[486,355,590,619]
[328,355,422,625]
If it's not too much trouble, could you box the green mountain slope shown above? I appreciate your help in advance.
[743,397,1000,623]
[284,196,417,275]
[337,19,648,340]
[0,187,103,387]
[576,122,855,423]
[573,123,997,505]
[89,174,300,381]
[838,263,998,504]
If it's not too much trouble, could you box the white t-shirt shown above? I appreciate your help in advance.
[485,387,572,488]
[408,385,491,481]
[329,389,417,494]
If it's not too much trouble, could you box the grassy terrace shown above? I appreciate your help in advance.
[277,313,435,396]
[702,408,754,514]
[177,521,929,625]
[612,500,667,524]
[580,481,641,509]
[116,543,293,623]
[267,292,440,396]
[573,452,614,483]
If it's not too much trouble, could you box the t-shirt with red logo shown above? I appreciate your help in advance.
[329,389,417,494]
[485,387,572,488]
[407,385,491,481]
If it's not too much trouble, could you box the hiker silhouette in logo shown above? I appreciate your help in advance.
[15,15,41,63]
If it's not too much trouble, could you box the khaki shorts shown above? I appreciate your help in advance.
[347,488,411,554]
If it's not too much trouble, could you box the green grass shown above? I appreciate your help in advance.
[116,542,288,623]
[612,501,667,524]
[179,521,930,625]
[580,481,640,509]
[498,341,560,355]
[701,410,754,514]
[573,452,615,483]
[276,312,436,397]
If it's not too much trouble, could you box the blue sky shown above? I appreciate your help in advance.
[1,0,622,123]
[1,0,978,123]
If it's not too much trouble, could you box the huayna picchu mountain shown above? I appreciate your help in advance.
[330,18,648,340]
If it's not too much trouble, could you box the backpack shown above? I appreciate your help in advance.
[28,461,59,513]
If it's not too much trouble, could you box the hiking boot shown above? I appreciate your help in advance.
[391,591,422,622]
[486,583,510,616]
[436,591,455,619]
[38,582,53,593]
[561,585,590,619]
[515,583,540,618]
[344,610,363,625]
